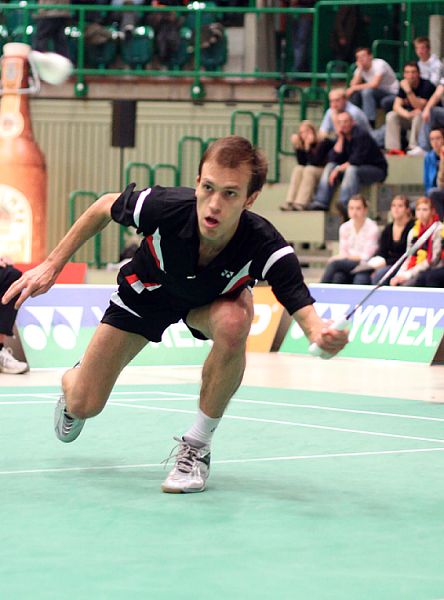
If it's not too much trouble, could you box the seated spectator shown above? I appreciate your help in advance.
[419,77,444,151]
[308,111,387,216]
[354,195,414,284]
[424,128,444,219]
[33,0,72,59]
[321,194,379,284]
[330,4,362,64]
[347,47,399,128]
[385,62,435,156]
[390,196,443,286]
[148,0,184,66]
[280,121,333,211]
[289,0,315,73]
[319,88,371,139]
[111,0,145,39]
[0,259,28,374]
[414,36,443,87]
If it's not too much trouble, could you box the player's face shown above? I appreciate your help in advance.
[195,158,259,245]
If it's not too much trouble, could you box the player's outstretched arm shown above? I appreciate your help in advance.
[292,304,349,358]
[2,192,120,309]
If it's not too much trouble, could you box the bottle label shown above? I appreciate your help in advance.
[0,183,32,261]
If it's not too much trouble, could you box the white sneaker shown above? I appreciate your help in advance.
[54,394,85,443]
[407,146,425,156]
[0,347,28,374]
[161,437,211,494]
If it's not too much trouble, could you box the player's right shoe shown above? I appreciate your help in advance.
[54,394,85,443]
[161,437,211,494]
[0,347,28,374]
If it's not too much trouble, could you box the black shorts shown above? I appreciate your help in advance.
[101,299,207,343]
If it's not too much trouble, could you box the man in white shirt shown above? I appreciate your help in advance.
[347,47,399,127]
[414,36,443,87]
[319,87,371,137]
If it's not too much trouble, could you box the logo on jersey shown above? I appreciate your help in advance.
[221,270,234,278]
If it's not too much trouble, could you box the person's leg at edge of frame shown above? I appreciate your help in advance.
[309,162,336,210]
[281,164,304,209]
[161,289,254,494]
[294,165,323,209]
[55,323,147,443]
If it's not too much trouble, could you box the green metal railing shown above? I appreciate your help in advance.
[69,190,102,267]
[1,0,440,98]
[230,110,281,182]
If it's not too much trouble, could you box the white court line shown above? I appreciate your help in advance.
[108,394,444,424]
[0,393,59,399]
[1,447,444,476]
[2,390,443,425]
[0,400,55,405]
[109,402,444,445]
[2,392,443,430]
[232,398,444,423]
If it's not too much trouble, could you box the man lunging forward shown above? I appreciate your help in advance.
[2,136,348,493]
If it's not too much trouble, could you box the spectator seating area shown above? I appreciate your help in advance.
[0,2,229,71]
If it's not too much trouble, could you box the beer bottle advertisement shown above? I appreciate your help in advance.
[0,43,47,262]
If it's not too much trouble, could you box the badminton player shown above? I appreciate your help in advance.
[2,136,348,493]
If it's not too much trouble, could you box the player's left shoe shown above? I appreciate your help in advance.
[54,394,85,443]
[161,437,211,494]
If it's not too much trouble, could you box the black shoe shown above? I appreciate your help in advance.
[307,202,328,211]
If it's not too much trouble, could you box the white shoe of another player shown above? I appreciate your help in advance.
[0,347,28,374]
[54,394,85,443]
[161,437,211,494]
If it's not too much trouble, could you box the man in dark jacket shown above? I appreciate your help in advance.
[308,111,387,214]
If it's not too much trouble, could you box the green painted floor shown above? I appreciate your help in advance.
[1,383,444,600]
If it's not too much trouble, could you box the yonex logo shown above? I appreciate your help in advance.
[221,270,233,278]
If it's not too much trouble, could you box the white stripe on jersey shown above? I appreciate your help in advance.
[262,246,294,279]
[152,228,165,271]
[133,188,152,228]
[221,261,252,294]
[110,291,142,317]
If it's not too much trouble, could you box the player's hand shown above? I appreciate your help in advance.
[312,321,349,357]
[1,260,60,309]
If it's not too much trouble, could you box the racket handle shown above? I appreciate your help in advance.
[308,316,349,360]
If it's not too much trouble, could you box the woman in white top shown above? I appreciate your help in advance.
[321,194,379,284]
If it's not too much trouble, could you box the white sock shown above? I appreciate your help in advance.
[183,408,221,448]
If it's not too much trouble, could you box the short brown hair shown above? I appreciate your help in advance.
[349,193,368,208]
[355,47,372,55]
[414,36,430,48]
[198,135,268,196]
[391,194,410,210]
[403,61,420,73]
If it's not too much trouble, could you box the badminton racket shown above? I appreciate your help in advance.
[309,220,441,359]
